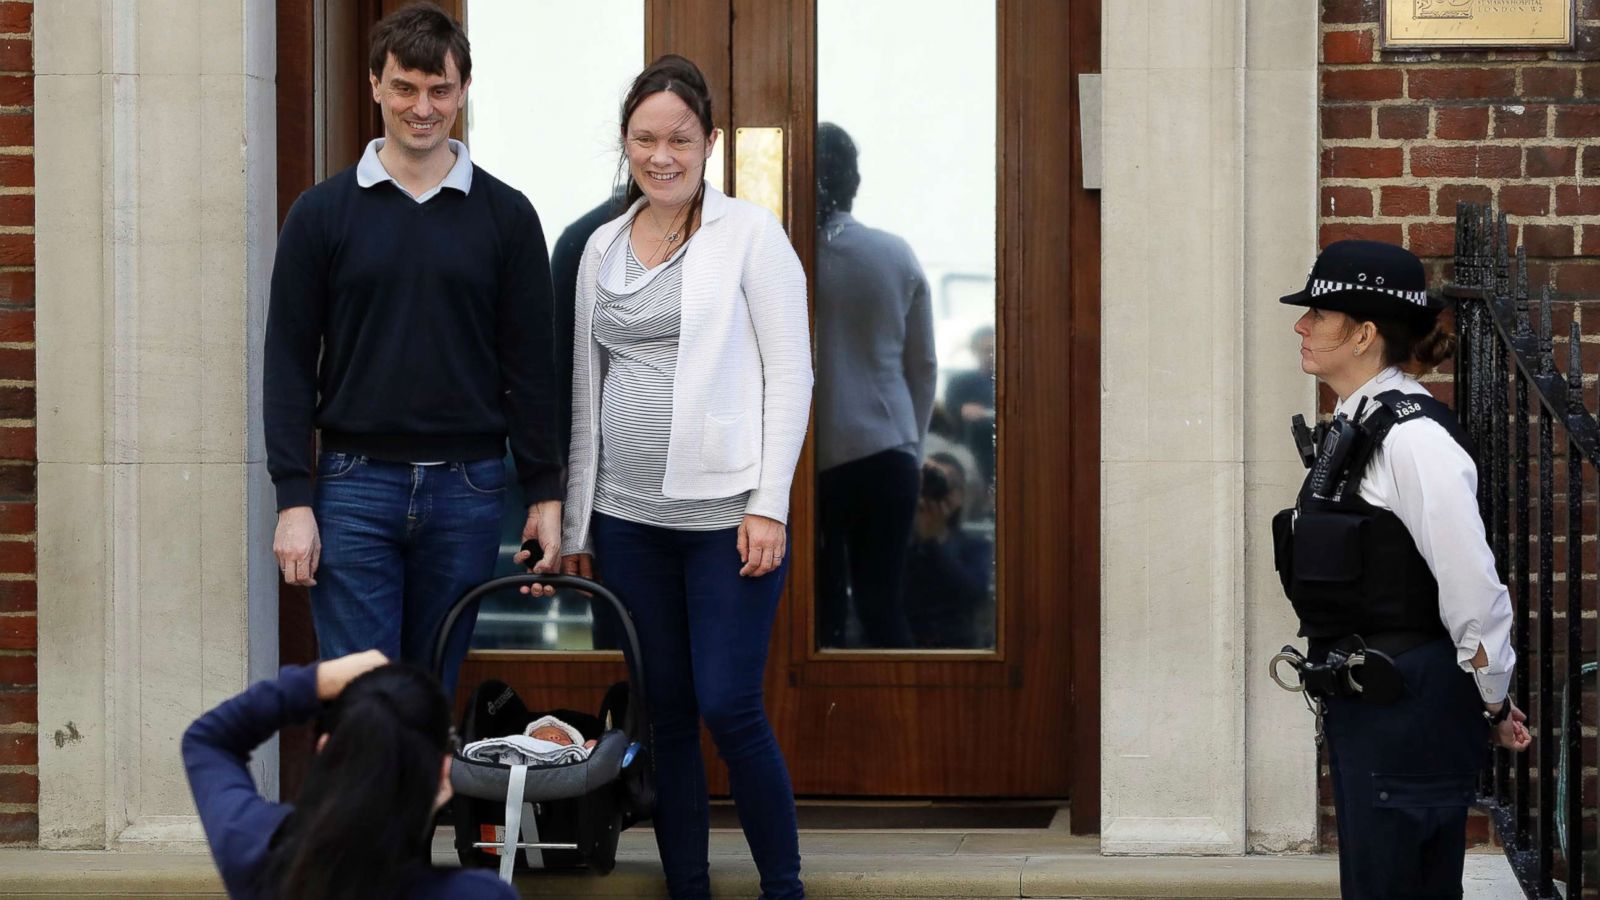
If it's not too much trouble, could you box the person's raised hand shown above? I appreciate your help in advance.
[274,507,321,587]
[315,650,388,701]
[737,515,786,578]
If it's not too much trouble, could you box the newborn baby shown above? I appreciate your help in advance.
[525,715,598,750]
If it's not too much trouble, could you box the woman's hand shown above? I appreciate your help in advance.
[315,650,388,701]
[737,515,786,577]
[1489,700,1532,752]
[561,553,595,580]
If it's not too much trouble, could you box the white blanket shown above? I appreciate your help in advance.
[461,715,594,767]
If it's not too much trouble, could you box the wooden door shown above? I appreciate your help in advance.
[282,0,1099,832]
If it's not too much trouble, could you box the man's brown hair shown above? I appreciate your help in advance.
[368,2,471,85]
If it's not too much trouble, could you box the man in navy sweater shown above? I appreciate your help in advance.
[265,3,560,694]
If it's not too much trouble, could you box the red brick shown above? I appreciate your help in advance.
[1408,223,1456,258]
[0,154,29,190]
[0,271,31,306]
[1323,106,1372,138]
[0,386,29,419]
[1322,185,1372,217]
[0,502,33,535]
[1380,186,1429,216]
[0,195,32,229]
[1584,226,1600,256]
[0,308,30,344]
[1583,65,1600,96]
[0,612,32,649]
[1437,183,1495,215]
[1528,145,1578,177]
[0,234,30,267]
[1525,224,1576,257]
[1523,67,1578,99]
[0,652,32,687]
[1321,223,1404,247]
[1556,106,1600,137]
[1323,69,1404,101]
[0,38,27,74]
[1323,0,1377,25]
[0,464,38,497]
[1500,184,1551,217]
[0,4,31,35]
[1587,147,1600,178]
[0,427,34,462]
[0,771,37,805]
[0,349,33,384]
[1376,105,1429,138]
[1323,146,1404,178]
[1409,68,1517,100]
[0,731,32,766]
[0,114,30,151]
[1493,104,1547,138]
[1410,145,1520,178]
[1324,29,1375,64]
[1557,184,1600,215]
[0,688,33,724]
[1436,106,1489,139]
[0,811,36,845]
[0,75,28,109]
[0,581,34,614]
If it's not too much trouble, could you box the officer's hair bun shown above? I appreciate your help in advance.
[1411,322,1456,370]
[1368,313,1455,373]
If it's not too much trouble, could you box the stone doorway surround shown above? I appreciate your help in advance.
[33,1,278,848]
[1098,0,1322,854]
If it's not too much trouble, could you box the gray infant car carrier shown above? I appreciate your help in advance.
[429,570,653,881]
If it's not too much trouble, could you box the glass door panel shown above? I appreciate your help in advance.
[812,0,998,651]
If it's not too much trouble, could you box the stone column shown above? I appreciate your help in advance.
[1099,0,1319,854]
[34,0,277,848]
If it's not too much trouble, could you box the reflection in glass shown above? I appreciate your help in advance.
[465,0,643,651]
[814,1,997,651]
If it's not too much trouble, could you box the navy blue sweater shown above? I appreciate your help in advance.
[181,664,513,900]
[264,164,561,509]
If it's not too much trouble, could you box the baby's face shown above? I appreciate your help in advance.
[530,725,574,746]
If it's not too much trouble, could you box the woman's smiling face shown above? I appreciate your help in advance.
[625,90,714,210]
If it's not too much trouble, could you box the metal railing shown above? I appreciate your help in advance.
[1452,201,1597,899]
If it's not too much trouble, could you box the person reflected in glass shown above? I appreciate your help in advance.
[942,325,997,513]
[813,122,937,649]
[554,55,812,900]
[903,453,992,649]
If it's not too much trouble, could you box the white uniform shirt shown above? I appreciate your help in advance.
[1338,366,1516,703]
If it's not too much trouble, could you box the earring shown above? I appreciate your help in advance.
[1354,347,1363,356]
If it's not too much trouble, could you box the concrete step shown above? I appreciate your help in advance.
[0,830,1520,899]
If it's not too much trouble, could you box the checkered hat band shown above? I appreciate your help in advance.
[1309,278,1427,306]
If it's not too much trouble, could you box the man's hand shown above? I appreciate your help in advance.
[274,506,321,587]
[513,500,561,597]
[1489,700,1532,752]
[737,515,786,578]
[315,650,388,701]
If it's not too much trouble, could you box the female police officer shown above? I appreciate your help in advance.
[1274,240,1531,900]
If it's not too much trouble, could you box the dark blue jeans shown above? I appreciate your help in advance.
[310,452,504,696]
[590,512,803,900]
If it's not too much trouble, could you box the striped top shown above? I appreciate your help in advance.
[591,236,749,530]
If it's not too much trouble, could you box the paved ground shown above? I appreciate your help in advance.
[0,819,1523,898]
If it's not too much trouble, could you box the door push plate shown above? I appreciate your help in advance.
[734,127,784,224]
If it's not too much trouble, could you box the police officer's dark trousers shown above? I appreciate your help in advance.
[1322,638,1489,900]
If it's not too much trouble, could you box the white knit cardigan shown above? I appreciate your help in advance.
[562,185,814,555]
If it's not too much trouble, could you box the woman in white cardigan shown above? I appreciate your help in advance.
[557,55,811,900]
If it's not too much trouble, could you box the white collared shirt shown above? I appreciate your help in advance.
[1339,366,1517,703]
[356,138,473,203]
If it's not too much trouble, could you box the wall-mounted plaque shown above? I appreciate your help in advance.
[1383,0,1575,48]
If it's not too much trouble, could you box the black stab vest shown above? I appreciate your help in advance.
[1272,390,1473,642]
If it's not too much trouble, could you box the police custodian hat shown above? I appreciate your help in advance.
[1279,240,1445,322]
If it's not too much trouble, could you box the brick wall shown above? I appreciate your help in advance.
[1319,0,1600,858]
[0,0,33,847]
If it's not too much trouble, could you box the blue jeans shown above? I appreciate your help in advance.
[310,452,504,696]
[590,512,803,900]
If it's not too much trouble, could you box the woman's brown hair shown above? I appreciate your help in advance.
[617,55,715,238]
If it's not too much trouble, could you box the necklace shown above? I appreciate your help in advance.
[644,206,685,246]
